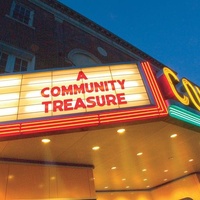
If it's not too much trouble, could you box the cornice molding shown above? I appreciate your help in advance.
[29,0,164,70]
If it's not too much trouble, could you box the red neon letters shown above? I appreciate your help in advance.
[41,71,127,113]
[42,93,127,113]
[158,67,200,111]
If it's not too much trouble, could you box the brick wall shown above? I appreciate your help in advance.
[0,0,136,72]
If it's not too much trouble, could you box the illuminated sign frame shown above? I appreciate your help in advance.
[167,100,200,127]
[157,66,200,127]
[0,62,168,138]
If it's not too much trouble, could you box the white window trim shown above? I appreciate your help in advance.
[9,0,34,27]
[68,49,101,67]
[0,42,35,73]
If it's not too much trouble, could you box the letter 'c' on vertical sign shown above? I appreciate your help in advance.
[163,67,189,106]
[182,78,200,111]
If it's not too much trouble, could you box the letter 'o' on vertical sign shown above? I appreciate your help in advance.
[182,78,200,111]
[163,67,189,106]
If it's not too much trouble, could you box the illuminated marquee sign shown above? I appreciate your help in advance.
[0,62,168,138]
[1,63,151,122]
[157,67,200,127]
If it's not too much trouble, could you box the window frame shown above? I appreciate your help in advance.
[9,1,34,27]
[0,42,35,73]
[0,51,9,73]
[67,49,101,67]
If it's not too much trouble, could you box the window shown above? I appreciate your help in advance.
[10,1,34,26]
[0,52,9,73]
[67,49,101,67]
[0,43,35,73]
[14,58,28,72]
[0,51,30,73]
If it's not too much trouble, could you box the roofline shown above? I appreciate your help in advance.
[34,0,165,70]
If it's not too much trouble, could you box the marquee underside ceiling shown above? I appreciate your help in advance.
[0,118,199,191]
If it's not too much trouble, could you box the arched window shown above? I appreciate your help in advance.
[67,49,101,67]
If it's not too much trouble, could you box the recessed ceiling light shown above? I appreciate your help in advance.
[170,134,177,138]
[137,152,143,156]
[164,169,168,173]
[38,184,44,189]
[8,175,14,180]
[50,176,56,180]
[117,128,125,134]
[184,170,188,174]
[143,178,147,181]
[111,166,117,170]
[92,146,100,151]
[146,185,150,188]
[189,159,194,162]
[126,186,130,188]
[104,186,108,189]
[41,138,51,144]
[142,169,147,172]
[164,179,168,181]
[122,178,126,181]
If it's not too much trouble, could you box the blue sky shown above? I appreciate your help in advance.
[59,0,200,85]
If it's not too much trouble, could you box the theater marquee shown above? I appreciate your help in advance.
[0,62,168,138]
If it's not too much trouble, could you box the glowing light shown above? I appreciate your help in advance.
[169,105,200,127]
[0,62,169,139]
[189,159,194,162]
[25,91,41,98]
[137,152,143,156]
[0,63,150,124]
[111,166,117,170]
[0,93,19,101]
[0,107,18,116]
[141,62,168,115]
[182,78,200,111]
[163,67,189,106]
[41,138,51,143]
[92,146,100,151]
[125,94,143,101]
[170,134,177,138]
[25,104,46,113]
[101,62,168,124]
[8,175,15,180]
[0,78,21,87]
[50,176,56,180]
[27,79,51,85]
[117,128,125,134]
[124,81,139,87]
[111,70,135,76]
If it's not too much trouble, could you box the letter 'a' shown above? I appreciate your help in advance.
[77,71,88,81]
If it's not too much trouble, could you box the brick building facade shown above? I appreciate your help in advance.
[0,0,163,73]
